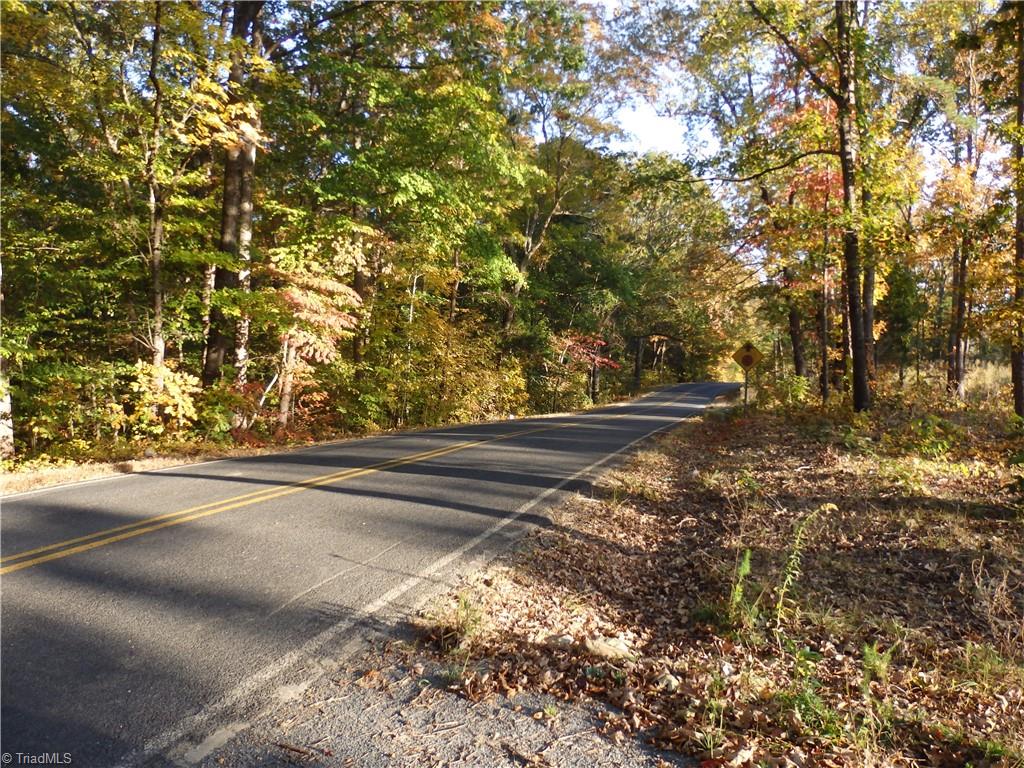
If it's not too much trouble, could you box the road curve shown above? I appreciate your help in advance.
[0,382,737,766]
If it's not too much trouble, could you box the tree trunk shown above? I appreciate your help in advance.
[947,238,969,399]
[819,193,831,402]
[234,120,257,388]
[836,0,870,411]
[632,335,645,394]
[787,306,806,378]
[200,263,216,370]
[278,338,297,431]
[862,259,875,380]
[146,1,166,391]
[202,0,263,387]
[352,267,367,366]
[1014,1,1024,418]
[448,251,460,321]
[839,274,851,393]
[818,286,830,402]
[0,255,13,459]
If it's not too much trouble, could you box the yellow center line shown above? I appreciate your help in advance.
[0,415,617,576]
[0,438,485,566]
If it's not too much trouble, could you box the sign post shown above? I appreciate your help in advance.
[731,341,764,409]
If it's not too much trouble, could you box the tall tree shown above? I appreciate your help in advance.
[202,0,263,387]
[1014,0,1024,417]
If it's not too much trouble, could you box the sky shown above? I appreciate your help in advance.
[611,101,690,156]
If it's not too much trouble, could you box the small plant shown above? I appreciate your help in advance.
[1008,448,1024,506]
[958,642,1022,693]
[861,641,895,693]
[584,665,606,681]
[774,504,833,628]
[438,664,464,686]
[906,414,956,458]
[775,644,844,741]
[778,373,811,406]
[838,423,873,453]
[429,592,484,653]
[728,548,752,623]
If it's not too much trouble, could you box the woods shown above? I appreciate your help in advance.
[2,0,1022,464]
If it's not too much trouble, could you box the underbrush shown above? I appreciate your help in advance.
[418,390,1023,766]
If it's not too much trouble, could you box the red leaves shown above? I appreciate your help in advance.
[557,333,621,370]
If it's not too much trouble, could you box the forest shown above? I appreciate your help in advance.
[1,0,1022,464]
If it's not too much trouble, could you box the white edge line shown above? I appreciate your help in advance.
[117,391,714,767]
[1,384,696,503]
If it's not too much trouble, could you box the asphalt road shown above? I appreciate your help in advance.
[0,382,737,767]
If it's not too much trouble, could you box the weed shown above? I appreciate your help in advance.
[959,641,1024,692]
[429,591,484,653]
[775,645,844,742]
[907,414,957,458]
[861,641,895,692]
[584,665,605,681]
[692,602,726,627]
[774,504,833,628]
[438,664,463,686]
[728,549,752,624]
[960,557,1024,661]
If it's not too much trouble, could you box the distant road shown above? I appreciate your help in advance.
[1,382,738,767]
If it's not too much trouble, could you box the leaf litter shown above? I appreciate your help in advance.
[417,405,1023,767]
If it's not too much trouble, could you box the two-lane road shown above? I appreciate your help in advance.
[1,382,737,766]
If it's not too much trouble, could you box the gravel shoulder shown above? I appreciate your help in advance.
[196,632,686,768]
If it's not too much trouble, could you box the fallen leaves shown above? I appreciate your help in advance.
[416,404,1023,766]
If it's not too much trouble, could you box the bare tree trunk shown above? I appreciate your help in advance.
[818,287,830,402]
[1014,1,1024,417]
[448,251,460,321]
[146,1,166,392]
[200,263,216,370]
[819,193,831,402]
[234,13,262,390]
[836,0,870,411]
[234,123,257,388]
[278,338,297,431]
[0,255,13,459]
[862,258,875,380]
[501,272,526,332]
[947,238,969,399]
[352,267,367,366]
[780,268,806,377]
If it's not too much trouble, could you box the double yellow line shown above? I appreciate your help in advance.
[1,422,575,576]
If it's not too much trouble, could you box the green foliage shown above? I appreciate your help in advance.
[888,414,958,459]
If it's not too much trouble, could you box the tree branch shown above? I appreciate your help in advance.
[747,1,842,104]
[669,148,838,185]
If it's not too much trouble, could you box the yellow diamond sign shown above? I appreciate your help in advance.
[732,341,763,371]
